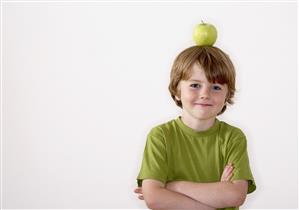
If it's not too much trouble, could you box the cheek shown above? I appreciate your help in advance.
[215,94,227,104]
[181,90,197,101]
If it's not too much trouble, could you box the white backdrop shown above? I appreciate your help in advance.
[2,1,297,209]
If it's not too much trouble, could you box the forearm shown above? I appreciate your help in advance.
[145,187,215,210]
[173,181,240,208]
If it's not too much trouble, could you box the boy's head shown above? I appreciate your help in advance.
[168,46,236,115]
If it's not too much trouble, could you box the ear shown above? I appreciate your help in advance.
[175,82,181,101]
[225,92,230,104]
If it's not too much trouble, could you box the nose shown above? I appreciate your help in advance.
[200,86,210,99]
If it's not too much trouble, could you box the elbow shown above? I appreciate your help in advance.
[144,196,161,210]
[236,195,247,207]
[231,192,247,207]
[142,179,166,209]
[143,189,163,209]
[143,195,154,209]
[221,189,246,208]
[145,201,157,210]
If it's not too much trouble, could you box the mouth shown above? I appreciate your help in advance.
[194,103,213,107]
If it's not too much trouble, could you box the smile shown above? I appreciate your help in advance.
[194,103,213,107]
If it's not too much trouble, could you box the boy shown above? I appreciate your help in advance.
[134,46,256,210]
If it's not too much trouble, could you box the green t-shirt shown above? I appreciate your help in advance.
[137,116,256,210]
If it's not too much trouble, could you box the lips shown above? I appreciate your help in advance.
[194,103,213,106]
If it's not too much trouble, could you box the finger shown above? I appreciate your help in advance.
[134,188,142,193]
[221,166,234,181]
[134,189,141,194]
[138,195,144,200]
[226,164,234,171]
[225,163,233,170]
[225,166,234,177]
[223,165,233,176]
[227,172,234,181]
[221,166,229,179]
[222,173,233,182]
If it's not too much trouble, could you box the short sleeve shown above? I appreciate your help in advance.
[136,127,168,187]
[225,129,256,194]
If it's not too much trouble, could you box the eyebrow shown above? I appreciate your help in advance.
[188,79,224,85]
[188,79,204,82]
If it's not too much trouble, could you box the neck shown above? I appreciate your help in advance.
[181,112,216,132]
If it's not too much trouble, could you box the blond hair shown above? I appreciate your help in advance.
[168,45,236,115]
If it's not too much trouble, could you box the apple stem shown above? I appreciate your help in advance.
[201,20,205,24]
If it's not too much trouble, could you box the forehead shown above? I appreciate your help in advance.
[186,63,208,81]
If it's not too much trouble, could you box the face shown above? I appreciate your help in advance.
[175,63,228,121]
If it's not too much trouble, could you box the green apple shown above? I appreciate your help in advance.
[193,21,217,46]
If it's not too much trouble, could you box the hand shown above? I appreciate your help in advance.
[134,187,144,200]
[220,163,234,182]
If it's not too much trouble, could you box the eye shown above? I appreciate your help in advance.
[212,85,222,91]
[190,84,200,89]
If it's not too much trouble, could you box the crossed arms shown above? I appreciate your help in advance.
[134,163,248,209]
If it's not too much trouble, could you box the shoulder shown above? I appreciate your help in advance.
[218,120,246,137]
[217,120,247,144]
[148,118,178,137]
[146,120,175,148]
